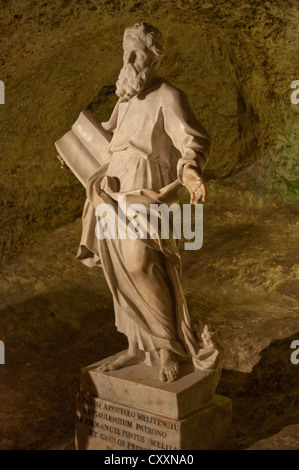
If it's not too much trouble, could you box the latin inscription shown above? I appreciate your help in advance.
[75,393,180,450]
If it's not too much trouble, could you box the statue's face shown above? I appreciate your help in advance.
[116,34,156,99]
[123,35,155,74]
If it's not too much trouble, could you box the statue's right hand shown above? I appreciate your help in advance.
[182,165,207,204]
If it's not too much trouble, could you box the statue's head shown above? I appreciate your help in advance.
[116,22,164,99]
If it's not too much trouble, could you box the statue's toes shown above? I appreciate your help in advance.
[97,362,109,372]
[159,367,167,382]
[167,367,178,382]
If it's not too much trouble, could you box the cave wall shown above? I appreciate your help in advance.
[0,0,298,262]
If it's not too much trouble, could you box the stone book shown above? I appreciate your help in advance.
[55,110,111,187]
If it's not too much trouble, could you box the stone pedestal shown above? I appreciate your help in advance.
[75,352,232,450]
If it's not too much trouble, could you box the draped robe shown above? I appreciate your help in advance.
[76,78,219,370]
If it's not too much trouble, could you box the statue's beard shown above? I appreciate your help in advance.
[115,63,150,99]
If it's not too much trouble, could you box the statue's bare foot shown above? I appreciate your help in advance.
[159,349,180,382]
[97,349,145,372]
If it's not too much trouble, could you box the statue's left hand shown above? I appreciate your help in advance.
[182,164,207,204]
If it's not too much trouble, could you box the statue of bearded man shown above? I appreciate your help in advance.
[77,22,219,382]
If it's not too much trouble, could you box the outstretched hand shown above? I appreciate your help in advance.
[182,164,207,204]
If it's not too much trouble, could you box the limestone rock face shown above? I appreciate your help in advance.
[0,1,298,260]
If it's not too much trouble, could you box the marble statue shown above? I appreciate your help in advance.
[58,22,220,382]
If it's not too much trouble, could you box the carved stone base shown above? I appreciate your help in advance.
[75,353,232,450]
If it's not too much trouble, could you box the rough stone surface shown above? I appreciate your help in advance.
[0,182,298,450]
[0,0,298,261]
[247,423,299,450]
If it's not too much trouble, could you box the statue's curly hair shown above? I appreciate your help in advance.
[123,22,164,66]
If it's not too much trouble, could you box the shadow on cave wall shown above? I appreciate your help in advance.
[0,286,126,450]
[0,286,298,449]
[217,332,299,449]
